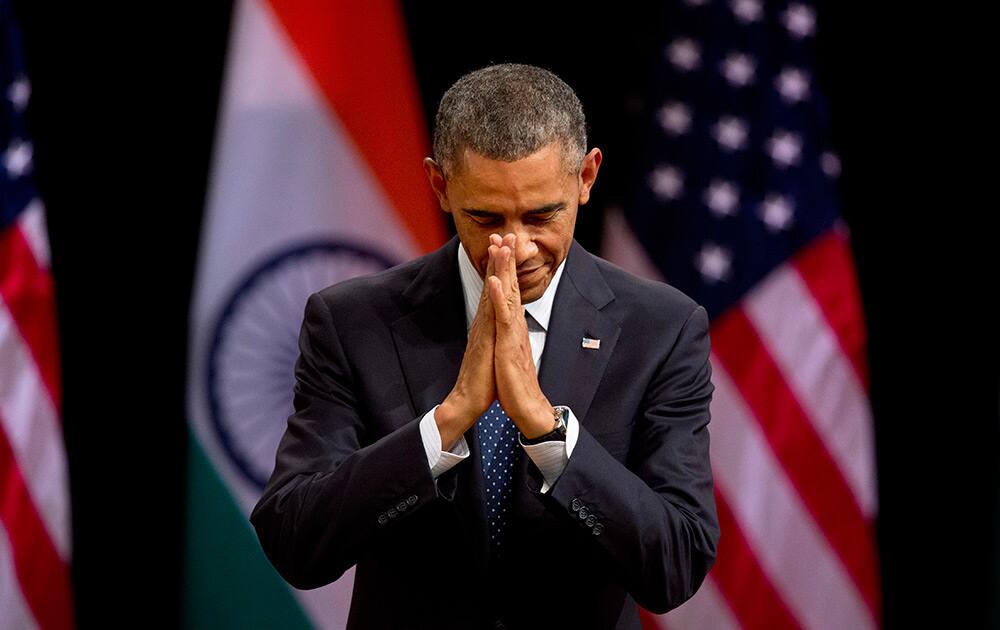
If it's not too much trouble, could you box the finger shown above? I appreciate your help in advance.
[495,244,511,297]
[485,244,498,285]
[507,236,520,306]
[477,244,497,309]
[488,276,510,325]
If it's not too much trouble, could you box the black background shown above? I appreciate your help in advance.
[9,1,998,628]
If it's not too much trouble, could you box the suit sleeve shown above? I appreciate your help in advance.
[249,292,461,590]
[534,304,719,614]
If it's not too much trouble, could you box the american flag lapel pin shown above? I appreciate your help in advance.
[581,337,601,350]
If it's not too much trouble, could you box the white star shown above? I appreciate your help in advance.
[720,52,756,87]
[649,165,685,201]
[4,139,33,178]
[783,3,816,38]
[766,130,802,167]
[713,116,749,151]
[776,67,811,103]
[759,194,795,232]
[658,101,692,135]
[695,243,732,283]
[666,38,702,72]
[821,151,841,177]
[704,179,740,217]
[731,0,762,23]
[7,77,31,111]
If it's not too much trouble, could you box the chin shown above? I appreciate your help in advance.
[519,286,544,304]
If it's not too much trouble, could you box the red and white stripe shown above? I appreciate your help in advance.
[603,210,880,630]
[1,202,75,629]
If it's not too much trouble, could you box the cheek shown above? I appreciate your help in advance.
[537,227,572,260]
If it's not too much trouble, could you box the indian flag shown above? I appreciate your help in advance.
[184,0,444,627]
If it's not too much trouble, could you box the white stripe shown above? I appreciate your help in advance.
[709,356,875,630]
[15,200,51,270]
[188,0,425,626]
[0,522,40,630]
[599,206,667,282]
[743,265,878,516]
[660,577,741,630]
[0,302,71,560]
[190,0,420,322]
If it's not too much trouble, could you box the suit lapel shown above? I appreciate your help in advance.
[389,235,491,577]
[513,240,621,504]
[389,237,621,575]
[537,240,620,428]
[390,236,467,416]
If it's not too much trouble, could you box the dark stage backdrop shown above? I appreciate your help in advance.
[9,1,997,628]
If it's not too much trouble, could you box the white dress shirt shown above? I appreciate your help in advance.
[417,244,580,494]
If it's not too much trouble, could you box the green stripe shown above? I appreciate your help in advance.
[183,431,313,630]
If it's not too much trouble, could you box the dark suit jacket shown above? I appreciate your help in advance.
[250,235,719,630]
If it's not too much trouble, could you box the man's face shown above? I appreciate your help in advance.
[424,142,602,304]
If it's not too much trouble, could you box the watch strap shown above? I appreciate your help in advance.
[520,406,569,445]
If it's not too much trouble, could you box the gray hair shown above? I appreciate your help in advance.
[432,63,587,179]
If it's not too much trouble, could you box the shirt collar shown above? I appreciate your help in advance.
[457,242,566,331]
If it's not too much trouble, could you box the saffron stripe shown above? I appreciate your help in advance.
[265,0,446,254]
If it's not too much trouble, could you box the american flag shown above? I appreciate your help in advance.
[1,0,75,627]
[602,1,880,628]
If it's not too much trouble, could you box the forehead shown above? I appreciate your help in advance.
[449,143,575,208]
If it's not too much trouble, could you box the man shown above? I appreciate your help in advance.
[251,63,718,629]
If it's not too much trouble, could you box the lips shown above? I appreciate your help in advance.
[517,266,544,279]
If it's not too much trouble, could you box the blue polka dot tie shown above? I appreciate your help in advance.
[478,399,519,559]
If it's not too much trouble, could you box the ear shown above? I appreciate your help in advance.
[423,157,451,213]
[577,147,603,205]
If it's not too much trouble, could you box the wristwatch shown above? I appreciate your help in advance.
[520,405,569,445]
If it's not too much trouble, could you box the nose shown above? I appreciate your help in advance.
[513,230,538,267]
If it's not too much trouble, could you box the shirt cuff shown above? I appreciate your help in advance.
[420,404,470,478]
[519,407,579,493]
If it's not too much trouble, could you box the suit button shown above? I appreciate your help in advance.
[377,513,388,525]
[571,498,582,512]
[592,523,604,536]
[578,506,590,519]
[387,508,398,518]
[407,494,418,506]
[396,501,407,512]
[586,515,597,527]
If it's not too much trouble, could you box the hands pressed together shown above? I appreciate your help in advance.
[435,233,557,451]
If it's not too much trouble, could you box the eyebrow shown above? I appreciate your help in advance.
[461,203,566,217]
